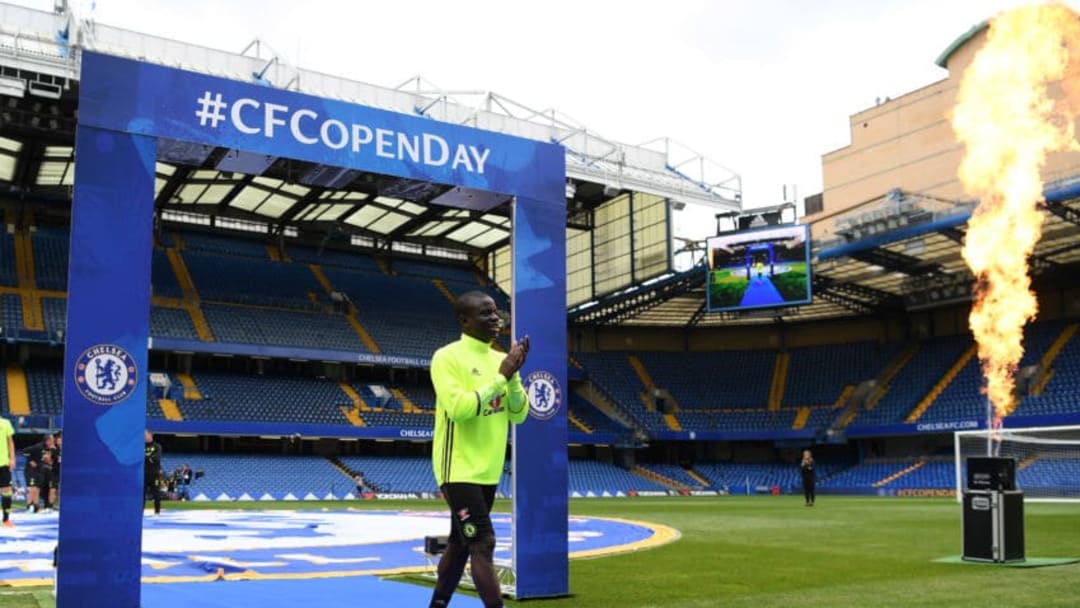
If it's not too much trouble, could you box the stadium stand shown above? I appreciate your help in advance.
[151,307,200,340]
[847,335,973,428]
[809,457,950,491]
[881,459,955,488]
[568,392,627,435]
[677,408,796,433]
[918,320,1068,424]
[573,352,665,432]
[285,244,383,273]
[636,350,775,409]
[324,267,459,358]
[395,383,436,410]
[6,216,1080,499]
[693,462,805,494]
[1018,457,1080,492]
[0,370,7,415]
[24,364,63,416]
[160,453,349,500]
[637,463,705,488]
[440,278,511,314]
[803,406,837,432]
[389,258,477,283]
[29,226,70,291]
[40,296,65,340]
[337,455,435,493]
[146,385,167,420]
[171,372,351,425]
[782,342,905,407]
[1013,325,1080,417]
[568,460,667,495]
[34,294,201,343]
[183,250,325,309]
[361,410,433,428]
[0,230,16,286]
[201,304,368,351]
[177,231,273,258]
[151,249,184,298]
[1,293,23,338]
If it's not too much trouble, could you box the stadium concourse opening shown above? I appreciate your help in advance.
[55,51,568,606]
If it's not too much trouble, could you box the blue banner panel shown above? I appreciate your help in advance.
[77,52,564,203]
[147,420,435,441]
[845,412,1080,438]
[511,195,569,598]
[57,126,155,608]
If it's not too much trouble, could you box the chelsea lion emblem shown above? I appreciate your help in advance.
[75,344,138,405]
[525,370,561,421]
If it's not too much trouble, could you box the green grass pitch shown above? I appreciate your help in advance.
[5,496,1077,607]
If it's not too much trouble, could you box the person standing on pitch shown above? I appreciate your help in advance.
[48,430,61,510]
[0,415,15,527]
[144,431,163,515]
[428,291,530,608]
[800,449,816,506]
[22,434,54,513]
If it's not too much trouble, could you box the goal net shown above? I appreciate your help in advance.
[954,424,1080,502]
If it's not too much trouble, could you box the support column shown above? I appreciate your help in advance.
[57,125,155,608]
[511,194,568,598]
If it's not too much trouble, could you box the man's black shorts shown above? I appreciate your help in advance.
[26,469,49,489]
[441,482,496,544]
[0,466,11,487]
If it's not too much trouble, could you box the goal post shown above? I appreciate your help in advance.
[954,424,1080,503]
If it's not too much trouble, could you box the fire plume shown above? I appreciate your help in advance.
[952,2,1080,419]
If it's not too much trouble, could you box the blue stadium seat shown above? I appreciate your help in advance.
[850,335,972,428]
[172,372,352,425]
[184,250,325,309]
[325,268,459,358]
[30,226,70,291]
[1,294,24,341]
[202,304,367,352]
[25,365,63,416]
[783,342,904,407]
[285,244,382,273]
[151,249,183,298]
[567,460,666,495]
[160,454,349,499]
[0,230,16,286]
[180,231,274,258]
[337,455,436,493]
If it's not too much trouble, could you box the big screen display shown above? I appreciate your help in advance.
[706,223,811,313]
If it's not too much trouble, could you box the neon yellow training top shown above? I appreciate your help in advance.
[431,333,528,486]
[0,417,14,468]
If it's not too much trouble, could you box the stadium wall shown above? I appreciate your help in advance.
[808,22,1080,241]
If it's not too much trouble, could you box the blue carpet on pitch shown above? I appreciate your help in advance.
[140,577,484,607]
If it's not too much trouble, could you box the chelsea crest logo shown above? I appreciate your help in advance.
[75,344,138,405]
[525,370,561,421]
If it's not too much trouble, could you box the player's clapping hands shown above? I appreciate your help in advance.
[499,335,530,379]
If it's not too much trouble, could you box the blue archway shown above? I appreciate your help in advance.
[58,52,567,606]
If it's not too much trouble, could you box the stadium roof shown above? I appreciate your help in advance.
[935,21,988,69]
[571,183,1080,327]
